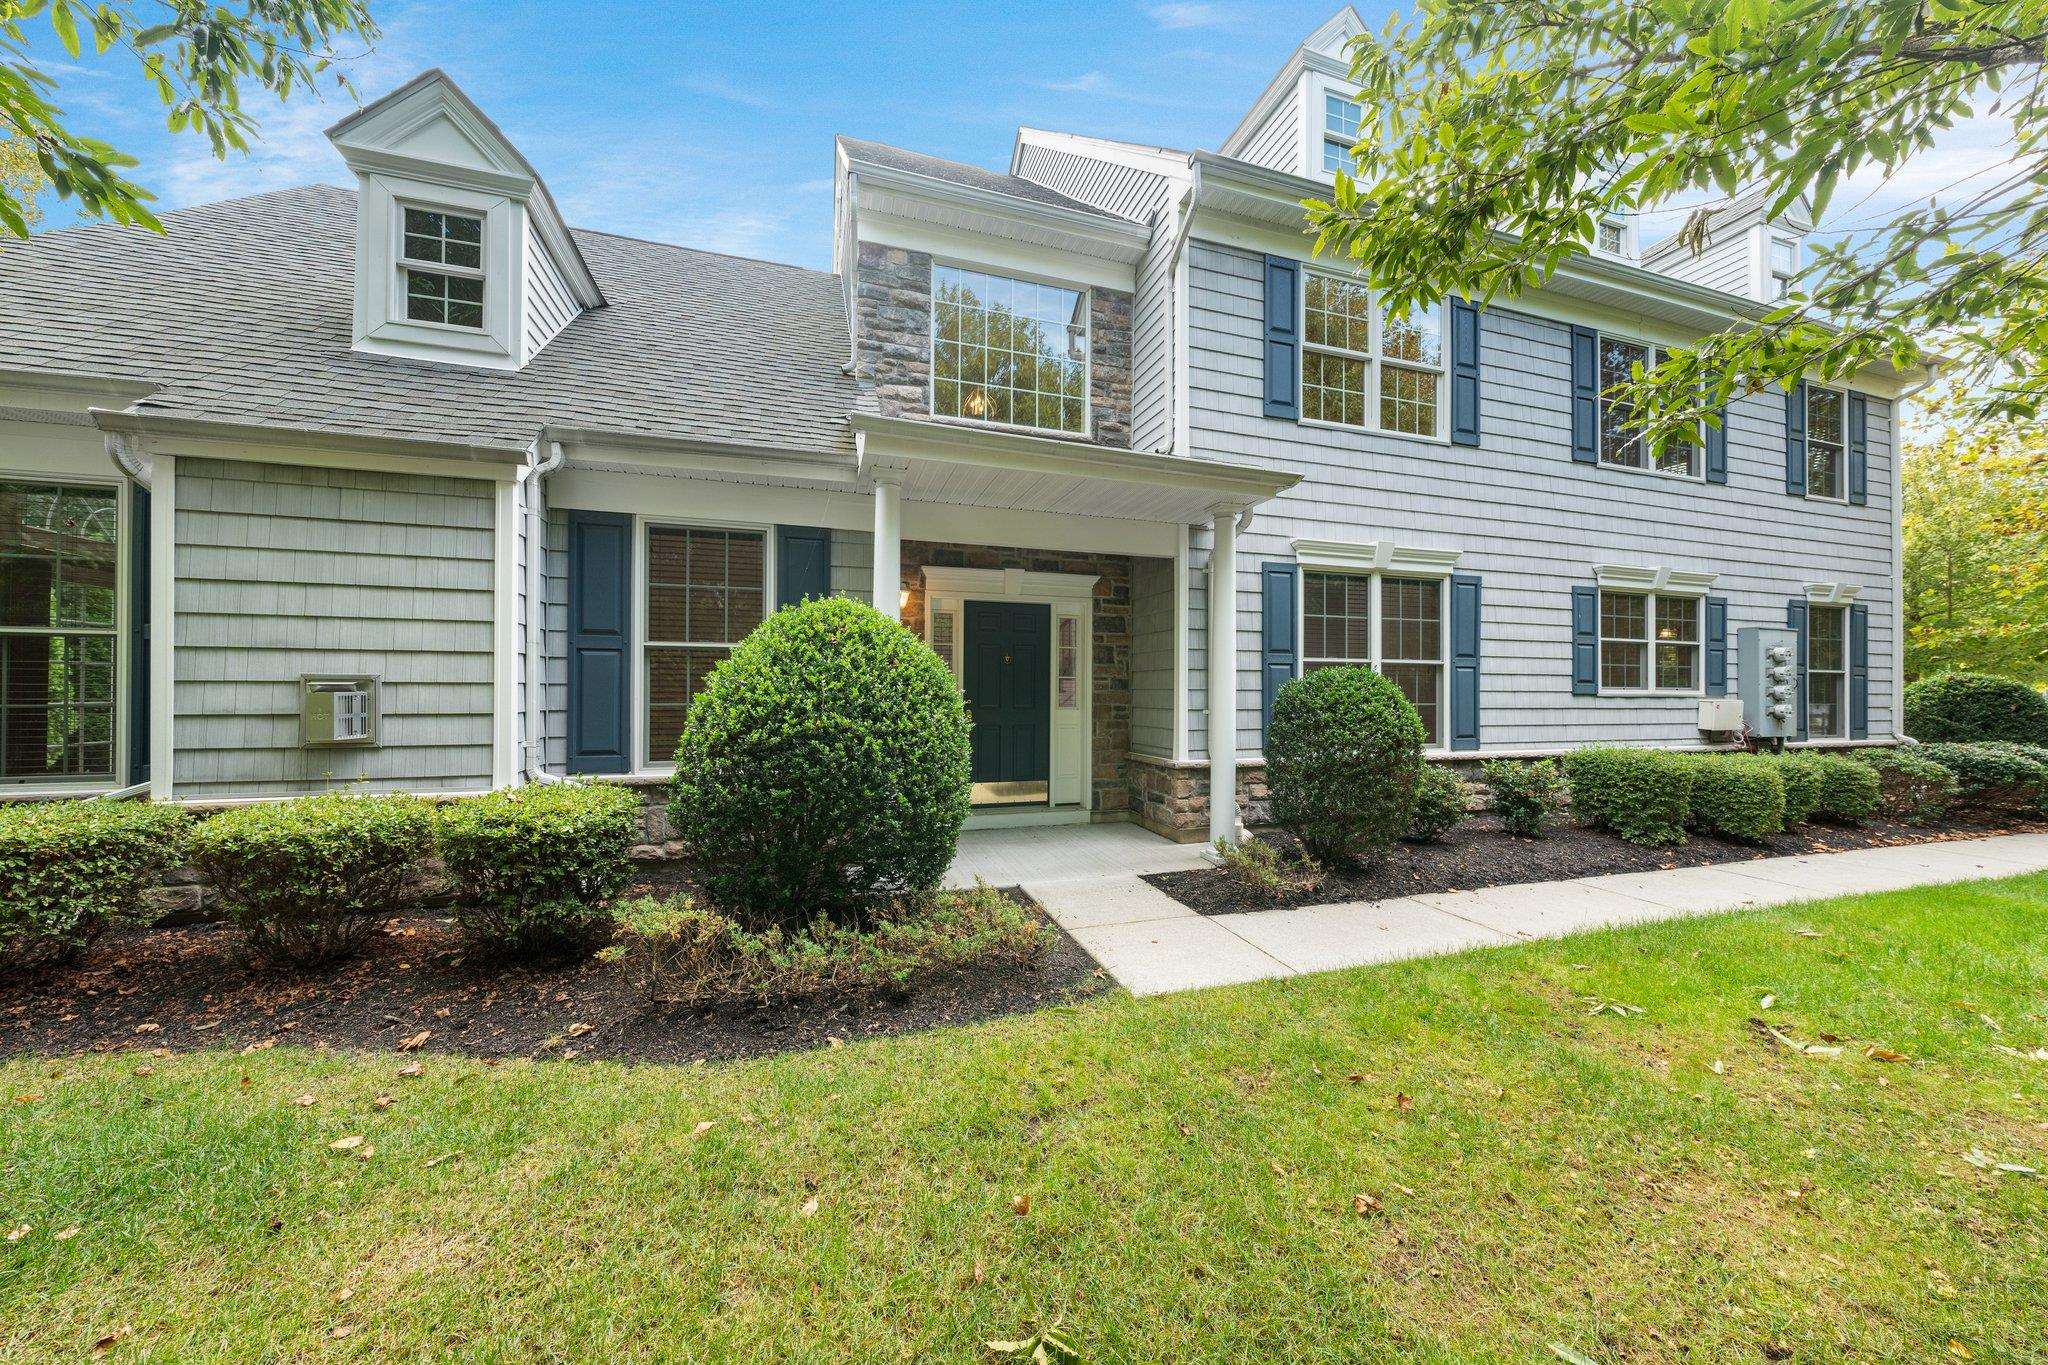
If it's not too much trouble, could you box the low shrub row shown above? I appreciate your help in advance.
[1563,747,1881,846]
[603,882,1044,1008]
[1904,672,2048,747]
[0,800,191,972]
[1917,741,2048,815]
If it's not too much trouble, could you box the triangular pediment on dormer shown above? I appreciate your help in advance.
[1302,5,1366,59]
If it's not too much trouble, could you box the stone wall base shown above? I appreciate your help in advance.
[1125,753,1270,843]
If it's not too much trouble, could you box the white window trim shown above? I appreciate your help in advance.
[0,473,128,792]
[1803,382,1851,503]
[1298,267,1451,444]
[1319,90,1364,175]
[927,258,1093,440]
[1805,600,1851,739]
[1594,583,1708,698]
[632,516,776,776]
[1765,230,1801,301]
[394,199,488,334]
[1590,333,1707,483]
[1295,562,1453,752]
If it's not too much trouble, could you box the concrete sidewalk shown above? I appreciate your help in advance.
[1024,832,2048,997]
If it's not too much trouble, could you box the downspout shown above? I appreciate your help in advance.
[95,433,153,799]
[524,437,568,784]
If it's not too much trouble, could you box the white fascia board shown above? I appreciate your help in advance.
[1593,564,1717,594]
[545,424,859,489]
[847,157,1151,263]
[88,409,530,474]
[859,210,1139,293]
[0,367,160,412]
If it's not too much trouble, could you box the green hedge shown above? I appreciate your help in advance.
[0,801,190,972]
[439,783,643,956]
[1686,754,1787,843]
[1904,672,2048,746]
[1406,765,1468,843]
[1854,748,1959,824]
[1919,742,2048,815]
[1804,753,1882,824]
[1762,754,1824,825]
[1562,747,1692,845]
[1482,759,1565,838]
[670,598,970,930]
[1267,666,1423,867]
[190,794,436,968]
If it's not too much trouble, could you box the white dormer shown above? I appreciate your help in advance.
[325,70,603,371]
[1218,6,1367,179]
[1641,187,1812,303]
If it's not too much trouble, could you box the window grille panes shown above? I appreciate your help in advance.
[644,526,765,763]
[1058,616,1080,709]
[402,208,482,269]
[0,482,118,781]
[1597,220,1625,253]
[932,265,1088,435]
[1654,593,1701,691]
[1807,604,1847,738]
[1378,301,1442,436]
[931,610,957,678]
[1807,386,1845,498]
[1598,589,1649,691]
[1598,339,1701,477]
[1770,238,1798,297]
[1380,576,1444,744]
[1301,571,1371,666]
[405,269,484,328]
[1322,94,1364,172]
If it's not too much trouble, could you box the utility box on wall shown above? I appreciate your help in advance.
[301,675,380,748]
[1737,627,1800,740]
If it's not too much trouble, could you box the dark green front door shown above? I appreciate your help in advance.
[963,600,1050,800]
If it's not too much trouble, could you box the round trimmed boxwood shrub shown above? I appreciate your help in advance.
[189,793,436,968]
[670,597,971,929]
[1763,753,1824,825]
[1,800,189,973]
[1406,764,1468,843]
[1854,748,1959,824]
[1482,758,1565,837]
[1905,672,2048,745]
[439,782,644,956]
[1919,742,2048,815]
[1804,753,1881,824]
[1562,746,1692,845]
[1267,666,1423,867]
[1685,754,1787,843]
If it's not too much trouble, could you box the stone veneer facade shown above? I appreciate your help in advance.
[854,241,1135,448]
[898,539,1133,817]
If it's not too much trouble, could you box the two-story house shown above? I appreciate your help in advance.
[0,7,1930,845]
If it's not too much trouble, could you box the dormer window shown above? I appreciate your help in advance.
[1597,219,1626,254]
[1769,235,1799,299]
[1322,93,1363,173]
[400,206,485,329]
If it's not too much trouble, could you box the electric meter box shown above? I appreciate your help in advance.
[301,675,380,748]
[1737,627,1799,740]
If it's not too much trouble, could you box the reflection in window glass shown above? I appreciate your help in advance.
[1300,570,1445,746]
[932,265,1088,434]
[1598,589,1649,691]
[0,482,117,781]
[1322,94,1364,172]
[1807,604,1847,737]
[1807,386,1845,498]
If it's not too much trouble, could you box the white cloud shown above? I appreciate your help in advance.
[1147,2,1234,29]
[1043,72,1113,94]
[678,74,779,112]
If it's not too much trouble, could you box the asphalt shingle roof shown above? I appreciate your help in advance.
[0,184,860,457]
[836,137,1123,219]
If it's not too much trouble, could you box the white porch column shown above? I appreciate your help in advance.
[871,474,902,617]
[1206,506,1239,845]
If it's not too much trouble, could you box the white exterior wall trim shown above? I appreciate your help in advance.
[1294,538,1460,575]
[1593,565,1717,593]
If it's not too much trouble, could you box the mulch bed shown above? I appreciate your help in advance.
[0,879,1107,1065]
[1147,812,2048,915]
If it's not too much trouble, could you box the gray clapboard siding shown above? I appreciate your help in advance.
[1182,240,1897,756]
[1131,555,1176,758]
[173,457,498,797]
[1237,97,1303,175]
[1130,210,1179,454]
[1647,235,1752,296]
[523,217,582,358]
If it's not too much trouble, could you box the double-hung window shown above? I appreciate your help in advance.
[1805,385,1847,500]
[1322,93,1364,173]
[1301,570,1447,745]
[0,481,118,783]
[1806,604,1848,737]
[643,526,765,765]
[932,265,1088,435]
[1597,589,1701,694]
[1302,271,1446,438]
[400,206,485,329]
[1769,236,1799,299]
[1596,336,1703,479]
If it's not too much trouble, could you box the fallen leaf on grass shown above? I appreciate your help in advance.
[329,1135,365,1151]
[799,1197,819,1218]
[1993,1044,2048,1061]
[1584,998,1645,1018]
[1011,1194,1031,1216]
[1352,1193,1382,1217]
[1759,994,1776,1010]
[5,1224,29,1242]
[239,1039,275,1056]
[1548,1344,1601,1365]
[691,1120,716,1139]
[293,1094,317,1107]
[396,1031,431,1053]
[423,1149,464,1169]
[396,1062,424,1078]
[1949,1343,1974,1361]
[329,1325,354,1340]
[91,1326,133,1353]
[1710,1059,1726,1075]
[1394,1093,1414,1112]
[1750,1019,1842,1057]
[1864,1046,1909,1063]
[132,1066,154,1078]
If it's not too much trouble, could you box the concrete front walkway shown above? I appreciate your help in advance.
[1016,831,2048,997]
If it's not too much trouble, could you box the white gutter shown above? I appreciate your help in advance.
[523,438,568,785]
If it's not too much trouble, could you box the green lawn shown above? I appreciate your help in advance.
[5,875,2047,1362]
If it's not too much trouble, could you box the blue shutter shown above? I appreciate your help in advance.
[566,510,633,774]
[775,525,831,609]
[1785,382,1808,496]
[1849,602,1870,739]
[1705,595,1729,698]
[1786,598,1809,741]
[1449,573,1481,750]
[1847,392,1868,505]
[127,484,150,788]
[1260,562,1298,741]
[1571,584,1599,695]
[1449,299,1481,446]
[1705,405,1729,484]
[1262,256,1300,420]
[1569,326,1599,464]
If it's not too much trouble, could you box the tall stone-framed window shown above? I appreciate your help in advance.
[0,481,118,782]
[643,525,764,765]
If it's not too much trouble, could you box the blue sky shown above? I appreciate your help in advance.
[20,0,2013,271]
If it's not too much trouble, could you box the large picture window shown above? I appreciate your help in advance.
[1596,336,1702,479]
[0,481,118,782]
[644,526,764,765]
[1807,604,1847,737]
[1301,569,1447,746]
[1598,589,1701,694]
[1806,385,1846,500]
[932,265,1088,435]
[1302,271,1445,438]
